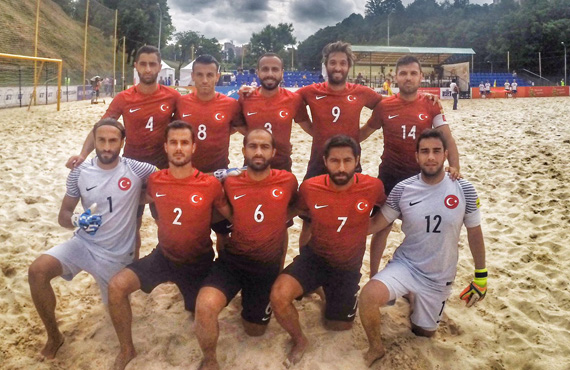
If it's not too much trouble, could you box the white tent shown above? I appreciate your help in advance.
[179,61,194,86]
[133,60,175,85]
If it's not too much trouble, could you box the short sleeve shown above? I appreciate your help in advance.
[362,86,382,109]
[459,180,482,228]
[126,158,157,180]
[102,93,124,119]
[381,181,405,223]
[296,182,310,213]
[376,181,387,206]
[293,94,310,123]
[230,100,245,127]
[212,180,228,209]
[430,101,447,128]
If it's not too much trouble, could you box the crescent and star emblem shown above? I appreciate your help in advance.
[418,113,428,120]
[444,195,459,209]
[355,199,369,213]
[279,110,288,118]
[118,177,132,191]
[160,104,168,112]
[347,95,356,102]
[271,187,284,199]
[215,113,224,121]
[190,192,204,205]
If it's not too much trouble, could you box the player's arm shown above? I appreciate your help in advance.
[66,131,95,169]
[58,195,80,229]
[295,118,313,136]
[215,203,233,223]
[360,107,382,142]
[368,209,392,235]
[467,225,486,270]
[435,124,461,180]
[459,225,487,307]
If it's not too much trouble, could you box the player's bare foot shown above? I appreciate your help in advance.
[283,335,308,368]
[364,345,385,367]
[40,333,64,360]
[198,359,220,370]
[112,348,137,370]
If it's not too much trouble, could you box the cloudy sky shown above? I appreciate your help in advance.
[167,0,493,46]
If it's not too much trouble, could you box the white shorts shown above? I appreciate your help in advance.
[372,259,452,331]
[44,236,130,304]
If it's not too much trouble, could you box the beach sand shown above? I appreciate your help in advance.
[0,96,569,369]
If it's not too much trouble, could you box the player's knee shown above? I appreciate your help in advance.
[270,278,293,311]
[360,281,386,308]
[28,256,59,284]
[108,270,137,299]
[195,289,225,318]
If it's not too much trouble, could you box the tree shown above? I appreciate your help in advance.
[365,0,404,17]
[173,31,222,69]
[249,23,296,59]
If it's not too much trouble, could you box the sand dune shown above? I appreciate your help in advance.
[0,96,569,369]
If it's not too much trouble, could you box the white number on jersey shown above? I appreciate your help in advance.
[401,125,417,140]
[173,207,182,225]
[197,124,207,140]
[254,204,264,223]
[146,116,154,132]
[332,106,341,123]
[337,216,348,232]
[264,122,273,134]
[425,215,442,233]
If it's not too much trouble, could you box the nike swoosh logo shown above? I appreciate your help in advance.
[409,200,422,206]
[129,108,141,113]
[247,112,257,116]
[315,95,327,100]
[347,313,355,318]
[156,193,166,197]
[234,194,246,200]
[388,115,399,119]
[182,113,191,117]
[86,186,97,191]
[314,204,328,209]
[262,316,270,322]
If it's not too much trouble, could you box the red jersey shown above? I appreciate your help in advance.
[297,174,386,270]
[224,170,298,263]
[174,93,244,172]
[368,94,447,178]
[147,169,227,262]
[297,82,381,167]
[103,85,180,169]
[239,88,309,171]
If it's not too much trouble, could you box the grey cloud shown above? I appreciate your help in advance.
[169,0,222,14]
[290,0,356,23]
[218,0,272,21]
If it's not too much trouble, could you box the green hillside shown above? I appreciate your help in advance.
[0,0,130,86]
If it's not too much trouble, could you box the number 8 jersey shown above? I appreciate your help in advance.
[381,175,481,286]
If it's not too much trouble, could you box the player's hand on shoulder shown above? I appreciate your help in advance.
[213,166,247,181]
[66,154,86,169]
[422,93,440,105]
[71,203,102,235]
[459,268,487,307]
[445,166,462,180]
[238,85,255,98]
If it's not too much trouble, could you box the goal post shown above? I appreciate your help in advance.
[0,53,63,111]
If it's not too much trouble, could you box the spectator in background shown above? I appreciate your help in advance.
[450,79,459,110]
[175,79,179,86]
[159,76,164,85]
[167,76,172,86]
[382,79,392,96]
[512,70,517,78]
[511,79,518,98]
[250,79,258,87]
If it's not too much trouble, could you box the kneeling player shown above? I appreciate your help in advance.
[107,121,231,370]
[359,130,487,367]
[270,135,386,367]
[194,129,298,370]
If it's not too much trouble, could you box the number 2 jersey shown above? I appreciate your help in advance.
[223,170,298,263]
[368,94,447,179]
[239,87,309,171]
[147,169,228,262]
[174,92,244,173]
[297,174,386,270]
[103,85,180,169]
[381,175,481,286]
[66,157,156,263]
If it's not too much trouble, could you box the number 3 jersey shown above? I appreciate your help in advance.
[297,174,386,271]
[368,94,447,179]
[103,85,180,168]
[66,157,156,263]
[223,170,298,263]
[147,169,228,262]
[381,175,481,286]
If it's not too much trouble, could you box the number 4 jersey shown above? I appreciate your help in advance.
[381,175,481,286]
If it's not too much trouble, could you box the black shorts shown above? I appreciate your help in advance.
[202,250,281,325]
[127,247,214,312]
[371,170,415,217]
[282,246,361,322]
[136,203,159,219]
[211,219,232,235]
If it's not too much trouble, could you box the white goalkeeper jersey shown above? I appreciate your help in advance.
[66,157,155,263]
[381,174,481,287]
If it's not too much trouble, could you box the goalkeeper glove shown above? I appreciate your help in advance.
[71,203,102,236]
[213,166,246,181]
[459,268,487,307]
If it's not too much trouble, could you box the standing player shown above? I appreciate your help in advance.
[28,118,155,360]
[479,81,485,98]
[511,79,518,98]
[174,54,244,250]
[270,135,386,367]
[194,129,298,370]
[239,52,312,171]
[360,129,487,366]
[297,41,382,180]
[359,55,461,279]
[107,121,231,370]
[67,45,179,170]
[485,80,491,98]
[504,79,511,97]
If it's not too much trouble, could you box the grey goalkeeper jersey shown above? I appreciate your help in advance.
[66,157,156,263]
[381,174,481,287]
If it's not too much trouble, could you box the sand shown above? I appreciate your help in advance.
[0,96,569,369]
